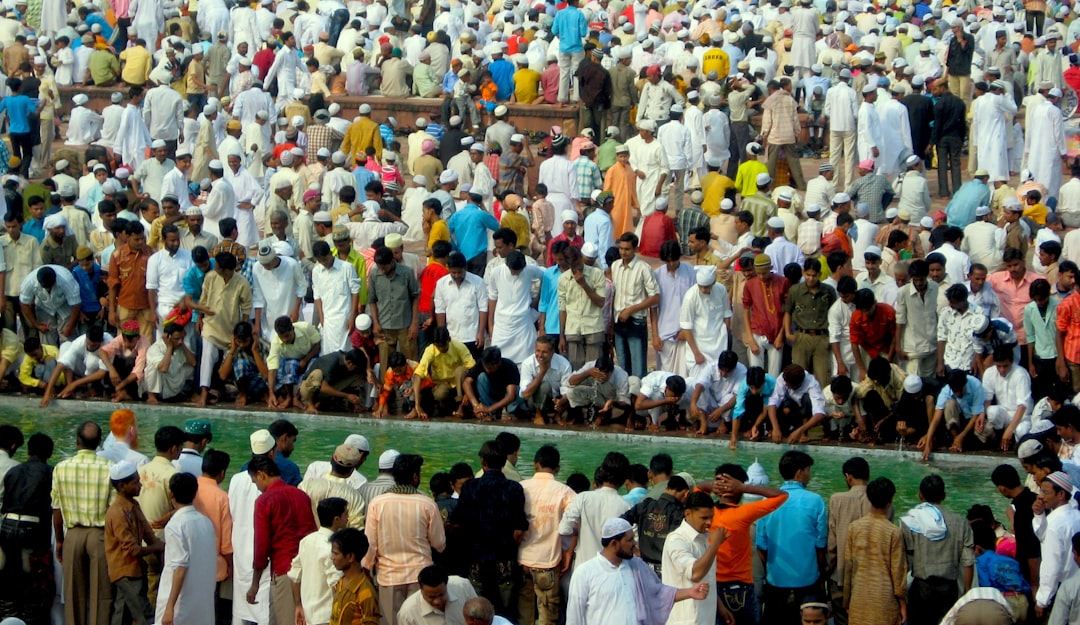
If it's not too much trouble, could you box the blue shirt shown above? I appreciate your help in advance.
[22,217,44,243]
[756,481,828,588]
[551,7,588,54]
[0,95,40,134]
[442,71,459,94]
[447,204,500,261]
[583,209,613,269]
[182,261,215,321]
[489,59,515,101]
[427,123,445,143]
[732,374,777,421]
[976,549,1031,593]
[86,14,115,40]
[353,165,377,193]
[240,453,302,486]
[935,374,986,418]
[945,180,991,228]
[72,263,104,313]
[623,486,648,506]
[379,124,395,146]
[538,265,563,335]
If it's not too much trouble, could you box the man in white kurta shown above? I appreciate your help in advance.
[537,144,579,217]
[877,90,914,179]
[1028,91,1068,202]
[312,255,360,354]
[161,153,193,211]
[251,251,307,344]
[225,155,261,248]
[856,89,883,164]
[680,267,732,380]
[155,486,217,625]
[971,83,1017,182]
[264,35,304,106]
[683,94,707,178]
[789,1,820,78]
[203,165,236,241]
[65,99,103,146]
[487,260,546,364]
[147,239,193,325]
[116,97,152,170]
[625,122,669,224]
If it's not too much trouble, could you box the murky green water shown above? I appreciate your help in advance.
[4,400,1014,518]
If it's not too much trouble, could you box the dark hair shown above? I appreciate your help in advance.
[746,366,766,388]
[841,457,869,480]
[313,241,332,258]
[154,426,186,452]
[919,474,946,503]
[666,475,690,492]
[971,520,998,551]
[169,472,199,505]
[854,288,876,310]
[447,251,467,269]
[26,433,53,460]
[735,210,754,227]
[330,527,369,560]
[887,229,909,248]
[374,246,394,265]
[779,450,814,480]
[690,226,710,242]
[826,251,849,273]
[945,283,969,303]
[495,432,520,455]
[215,250,238,271]
[449,462,474,482]
[1031,278,1052,299]
[493,227,518,247]
[650,453,673,476]
[479,440,507,469]
[993,344,1015,363]
[534,444,560,469]
[618,232,639,247]
[718,351,739,371]
[269,419,298,439]
[866,477,895,510]
[0,425,23,452]
[659,240,682,261]
[247,453,281,477]
[628,463,648,486]
[1003,247,1024,264]
[430,472,452,496]
[836,275,858,295]
[418,565,449,588]
[317,497,349,527]
[481,346,502,366]
[665,375,687,397]
[597,451,630,485]
[715,463,748,482]
[566,473,591,493]
[685,491,714,510]
[202,449,230,476]
[392,453,424,485]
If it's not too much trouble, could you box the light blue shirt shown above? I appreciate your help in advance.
[539,265,563,336]
[934,374,986,418]
[447,204,500,261]
[732,374,776,421]
[755,481,828,588]
[653,262,696,341]
[945,180,990,228]
[551,7,588,54]
[623,486,648,506]
[583,209,614,269]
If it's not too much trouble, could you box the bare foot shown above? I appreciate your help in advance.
[403,409,417,420]
[533,413,546,425]
[235,393,248,407]
[193,398,207,408]
[304,404,320,415]
[147,395,159,405]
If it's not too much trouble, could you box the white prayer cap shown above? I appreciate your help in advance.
[510,133,525,144]
[316,147,331,159]
[208,159,224,171]
[855,202,869,217]
[1050,87,1063,98]
[806,203,821,214]
[151,139,167,149]
[581,242,598,258]
[250,429,275,455]
[413,174,427,187]
[72,93,88,105]
[279,152,295,166]
[766,216,785,230]
[32,55,44,65]
[273,177,293,190]
[184,206,203,217]
[109,461,138,482]
[561,210,578,224]
[461,136,475,147]
[721,199,734,211]
[439,170,459,184]
[885,208,899,219]
[696,266,717,286]
[43,214,67,230]
[903,375,923,394]
[291,115,305,128]
[863,245,882,259]
[331,150,346,164]
[55,159,70,171]
[919,216,934,228]
[358,103,372,115]
[111,92,123,103]
[638,119,656,132]
[175,147,192,159]
[755,172,772,186]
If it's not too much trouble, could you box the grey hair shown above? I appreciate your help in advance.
[462,597,494,622]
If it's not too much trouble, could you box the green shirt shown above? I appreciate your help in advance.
[597,138,619,173]
[1023,299,1059,359]
[369,263,419,330]
[88,50,120,86]
[784,282,837,332]
[266,321,321,369]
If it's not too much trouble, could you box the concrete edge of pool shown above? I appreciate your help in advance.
[9,397,1020,471]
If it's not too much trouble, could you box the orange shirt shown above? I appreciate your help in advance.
[193,475,234,582]
[108,243,152,310]
[711,494,789,584]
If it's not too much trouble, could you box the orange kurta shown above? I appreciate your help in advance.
[604,161,639,238]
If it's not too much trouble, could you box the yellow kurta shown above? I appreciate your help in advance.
[843,515,906,625]
[603,162,639,238]
[341,118,383,166]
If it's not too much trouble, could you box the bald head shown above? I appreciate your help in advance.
[463,597,495,625]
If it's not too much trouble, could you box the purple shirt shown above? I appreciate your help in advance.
[653,262,696,341]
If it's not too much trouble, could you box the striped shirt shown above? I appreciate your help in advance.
[361,486,447,587]
[51,449,114,529]
[611,256,660,321]
[519,472,576,569]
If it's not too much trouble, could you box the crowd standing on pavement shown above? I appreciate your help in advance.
[5,0,1080,622]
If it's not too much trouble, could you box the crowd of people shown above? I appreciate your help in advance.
[0,413,1080,625]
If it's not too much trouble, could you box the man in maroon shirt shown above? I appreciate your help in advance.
[246,454,317,625]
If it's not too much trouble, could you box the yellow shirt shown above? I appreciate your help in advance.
[702,48,730,81]
[428,220,450,250]
[1023,202,1048,225]
[148,216,188,250]
[18,343,59,388]
[702,172,735,216]
[414,339,476,382]
[200,270,253,350]
[331,202,352,224]
[513,68,542,104]
[119,45,152,85]
[735,160,769,198]
[501,211,531,251]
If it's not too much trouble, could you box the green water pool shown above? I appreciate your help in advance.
[2,399,1016,519]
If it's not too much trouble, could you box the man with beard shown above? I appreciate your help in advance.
[566,517,709,625]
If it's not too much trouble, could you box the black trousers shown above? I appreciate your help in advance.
[937,137,963,196]
[762,583,818,625]
[907,576,959,625]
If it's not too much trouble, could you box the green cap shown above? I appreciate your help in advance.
[184,419,212,435]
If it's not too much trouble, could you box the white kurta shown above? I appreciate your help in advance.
[116,104,152,170]
[228,472,269,625]
[131,0,165,50]
[203,178,236,242]
[1028,100,1068,199]
[65,107,103,146]
[971,93,1016,182]
[312,259,360,354]
[662,521,717,625]
[161,167,191,210]
[877,99,913,179]
[790,7,820,69]
[401,186,430,242]
[683,105,707,176]
[680,283,732,379]
[537,155,579,217]
[703,108,731,168]
[225,166,261,248]
[856,101,882,163]
[155,506,217,625]
[487,263,545,363]
[626,135,669,222]
[251,256,307,343]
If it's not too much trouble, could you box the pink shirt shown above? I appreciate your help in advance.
[361,491,446,587]
[988,269,1043,344]
[519,472,576,569]
[112,0,131,18]
[541,64,560,104]
[99,335,150,381]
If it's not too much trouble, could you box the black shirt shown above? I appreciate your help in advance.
[309,352,361,387]
[946,33,976,77]
[2,458,52,525]
[466,359,520,402]
[621,493,685,565]
[450,470,529,564]
[1011,488,1041,572]
[931,92,967,143]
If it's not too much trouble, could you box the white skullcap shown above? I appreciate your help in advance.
[359,103,372,115]
[755,172,772,186]
[208,159,224,171]
[280,152,294,166]
[562,210,578,223]
[43,214,68,230]
[720,198,734,211]
[412,174,427,187]
[250,429,275,454]
[378,449,401,469]
[439,170,459,184]
[903,375,923,394]
[766,216,785,230]
[151,139,167,149]
[72,93,88,105]
[109,461,138,481]
[184,206,203,217]
[581,242,598,258]
[919,216,934,228]
[601,517,633,539]
[696,266,717,286]
[332,150,346,164]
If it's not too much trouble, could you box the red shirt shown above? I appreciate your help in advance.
[1057,291,1080,363]
[252,479,316,576]
[419,262,450,315]
[850,303,897,357]
[546,233,583,266]
[1067,67,1080,95]
[252,49,275,85]
[639,212,676,258]
[742,274,790,342]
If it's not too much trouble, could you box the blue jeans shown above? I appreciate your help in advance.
[718,581,759,625]
[477,372,523,415]
[614,318,647,379]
